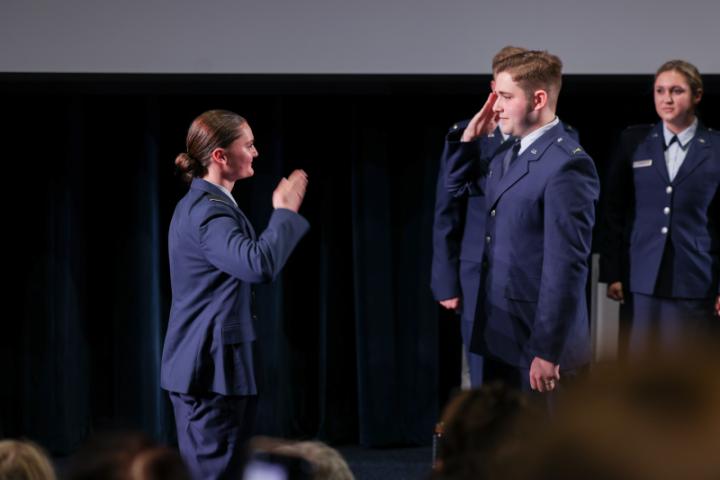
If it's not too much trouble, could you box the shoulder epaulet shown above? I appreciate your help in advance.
[623,124,654,136]
[624,124,654,131]
[620,124,655,144]
[447,119,470,134]
[552,134,585,156]
[206,193,234,208]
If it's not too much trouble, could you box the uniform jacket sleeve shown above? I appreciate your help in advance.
[526,152,600,363]
[198,206,310,283]
[430,133,465,300]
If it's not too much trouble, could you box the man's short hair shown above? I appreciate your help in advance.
[491,46,528,74]
[494,50,563,106]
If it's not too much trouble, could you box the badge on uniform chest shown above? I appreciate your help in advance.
[633,159,653,169]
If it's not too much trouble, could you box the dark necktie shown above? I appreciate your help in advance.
[665,135,678,150]
[501,140,521,178]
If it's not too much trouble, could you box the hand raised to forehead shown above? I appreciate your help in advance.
[461,92,498,142]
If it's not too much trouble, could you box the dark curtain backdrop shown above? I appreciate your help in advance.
[2,74,719,454]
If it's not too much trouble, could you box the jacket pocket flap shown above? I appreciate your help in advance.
[504,280,539,302]
[222,322,256,344]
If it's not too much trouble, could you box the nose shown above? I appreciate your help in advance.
[492,96,502,112]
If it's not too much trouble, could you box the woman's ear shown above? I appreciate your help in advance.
[210,147,227,166]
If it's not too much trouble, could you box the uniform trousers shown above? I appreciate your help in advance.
[169,391,258,480]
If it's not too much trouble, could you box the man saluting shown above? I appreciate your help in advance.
[446,50,599,395]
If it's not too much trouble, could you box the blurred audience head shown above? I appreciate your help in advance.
[276,441,353,480]
[64,430,189,480]
[248,437,354,480]
[431,382,542,480]
[0,439,56,480]
[511,341,720,480]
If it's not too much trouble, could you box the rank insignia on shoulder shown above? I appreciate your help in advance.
[572,147,583,154]
[698,138,706,144]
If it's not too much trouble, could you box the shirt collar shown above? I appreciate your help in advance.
[201,178,238,207]
[519,117,560,155]
[663,117,698,149]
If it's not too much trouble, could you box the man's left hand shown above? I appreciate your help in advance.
[529,356,560,393]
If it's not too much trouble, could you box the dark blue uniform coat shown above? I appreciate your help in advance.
[600,123,720,299]
[446,122,599,371]
[161,178,310,396]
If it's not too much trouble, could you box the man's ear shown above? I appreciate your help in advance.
[210,147,226,166]
[533,90,548,111]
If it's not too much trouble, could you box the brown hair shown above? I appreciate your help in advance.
[0,439,57,480]
[64,431,190,480]
[494,50,563,107]
[175,109,247,183]
[431,383,541,480]
[655,59,703,96]
[492,46,527,74]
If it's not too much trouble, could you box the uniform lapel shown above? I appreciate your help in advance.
[485,139,515,207]
[672,124,712,186]
[646,123,670,183]
[488,123,561,208]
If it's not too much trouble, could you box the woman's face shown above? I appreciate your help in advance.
[654,70,700,128]
[224,123,258,180]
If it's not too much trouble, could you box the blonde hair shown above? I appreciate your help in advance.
[0,440,57,480]
[656,59,704,96]
[276,441,354,480]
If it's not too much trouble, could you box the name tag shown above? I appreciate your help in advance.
[633,159,653,169]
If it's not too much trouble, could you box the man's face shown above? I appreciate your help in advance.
[492,71,534,137]
[654,70,700,128]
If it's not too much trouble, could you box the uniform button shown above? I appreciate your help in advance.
[666,186,673,194]
[663,207,670,215]
[252,314,258,320]
[485,235,492,244]
[661,227,668,234]
[490,209,496,217]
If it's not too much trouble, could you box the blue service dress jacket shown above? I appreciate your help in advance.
[432,122,580,301]
[600,122,720,298]
[446,122,599,370]
[161,178,310,396]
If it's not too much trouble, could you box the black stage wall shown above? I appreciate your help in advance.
[2,74,719,454]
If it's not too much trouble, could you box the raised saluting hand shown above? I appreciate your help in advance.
[272,169,308,213]
[460,92,499,142]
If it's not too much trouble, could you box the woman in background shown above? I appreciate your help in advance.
[601,60,720,354]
